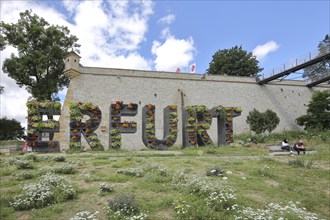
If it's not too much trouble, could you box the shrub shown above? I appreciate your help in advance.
[23,153,40,162]
[10,173,77,210]
[53,164,76,174]
[172,172,236,211]
[53,155,66,162]
[107,193,148,219]
[13,171,34,180]
[117,167,144,177]
[81,173,101,182]
[99,183,114,195]
[16,160,34,169]
[246,109,280,134]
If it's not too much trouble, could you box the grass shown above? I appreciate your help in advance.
[0,132,329,219]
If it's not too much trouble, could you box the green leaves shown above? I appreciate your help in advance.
[246,109,280,134]
[1,10,80,100]
[207,45,263,77]
[0,117,25,140]
[296,90,330,130]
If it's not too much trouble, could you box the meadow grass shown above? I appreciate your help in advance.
[0,132,329,220]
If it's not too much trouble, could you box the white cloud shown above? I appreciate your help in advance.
[1,46,30,129]
[160,27,172,39]
[152,37,195,72]
[253,40,279,61]
[158,14,175,25]
[0,0,155,129]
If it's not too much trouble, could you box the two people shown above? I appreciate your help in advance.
[281,139,306,155]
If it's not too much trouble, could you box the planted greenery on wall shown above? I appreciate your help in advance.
[27,100,242,151]
[69,102,103,151]
[109,101,138,149]
[142,105,178,150]
[211,106,242,145]
[183,105,214,147]
[26,100,61,151]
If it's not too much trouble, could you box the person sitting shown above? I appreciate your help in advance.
[293,139,306,155]
[281,139,293,152]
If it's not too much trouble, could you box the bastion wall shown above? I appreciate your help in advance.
[56,56,329,150]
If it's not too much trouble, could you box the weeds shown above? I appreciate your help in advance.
[10,173,77,210]
[13,171,34,180]
[53,164,77,174]
[107,193,147,219]
[235,201,322,220]
[52,155,66,162]
[70,211,99,220]
[99,183,114,195]
[117,167,144,177]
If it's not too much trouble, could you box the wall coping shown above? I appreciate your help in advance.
[79,66,330,88]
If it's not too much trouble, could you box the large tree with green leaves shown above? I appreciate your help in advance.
[0,117,25,140]
[207,45,263,77]
[1,10,80,100]
[303,35,330,79]
[296,90,330,130]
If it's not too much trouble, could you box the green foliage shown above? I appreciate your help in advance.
[9,173,77,210]
[303,34,330,79]
[0,117,25,140]
[107,193,139,217]
[53,164,76,174]
[296,90,330,130]
[1,10,80,100]
[52,155,66,162]
[99,183,114,196]
[264,109,280,133]
[246,108,280,134]
[207,45,263,77]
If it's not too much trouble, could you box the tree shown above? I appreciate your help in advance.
[246,109,280,134]
[0,117,25,140]
[207,45,263,77]
[1,10,80,100]
[264,109,280,133]
[296,90,330,130]
[303,35,330,79]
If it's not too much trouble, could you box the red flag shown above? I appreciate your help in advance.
[190,63,196,73]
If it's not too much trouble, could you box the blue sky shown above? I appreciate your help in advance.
[1,0,329,127]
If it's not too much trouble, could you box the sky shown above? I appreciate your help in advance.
[0,0,329,129]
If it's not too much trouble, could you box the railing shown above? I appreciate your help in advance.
[259,48,330,80]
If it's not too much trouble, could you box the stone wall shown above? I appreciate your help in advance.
[56,66,329,150]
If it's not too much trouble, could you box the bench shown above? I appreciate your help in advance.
[268,145,310,156]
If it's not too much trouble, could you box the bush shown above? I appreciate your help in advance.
[52,155,66,162]
[246,109,280,134]
[53,164,76,174]
[107,193,148,219]
[99,183,114,195]
[16,160,34,169]
[10,173,77,210]
[117,167,144,177]
[13,171,34,180]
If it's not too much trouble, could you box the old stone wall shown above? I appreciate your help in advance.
[56,66,329,150]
